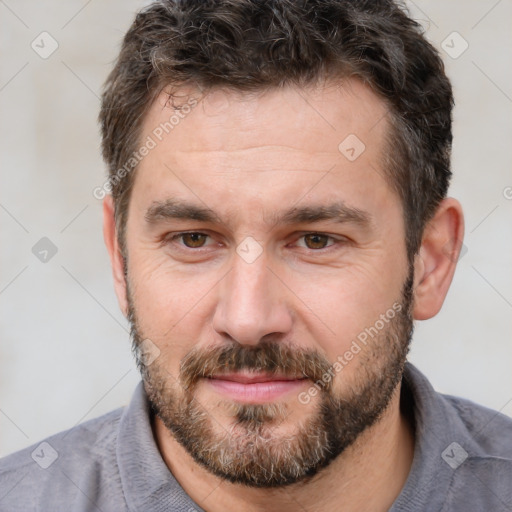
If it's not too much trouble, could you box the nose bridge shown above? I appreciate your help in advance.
[213,252,292,345]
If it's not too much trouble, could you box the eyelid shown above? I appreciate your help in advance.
[169,231,211,239]
[164,231,216,249]
[162,230,349,251]
[292,232,347,250]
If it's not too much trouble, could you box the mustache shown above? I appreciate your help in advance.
[180,342,334,391]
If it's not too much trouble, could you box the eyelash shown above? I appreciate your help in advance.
[165,231,346,252]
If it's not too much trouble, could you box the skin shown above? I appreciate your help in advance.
[103,78,464,511]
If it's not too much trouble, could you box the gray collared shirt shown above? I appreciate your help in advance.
[1,363,511,511]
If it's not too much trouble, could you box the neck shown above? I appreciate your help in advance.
[153,385,414,512]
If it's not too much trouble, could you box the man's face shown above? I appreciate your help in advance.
[122,79,413,486]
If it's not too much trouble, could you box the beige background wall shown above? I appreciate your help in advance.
[1,0,511,457]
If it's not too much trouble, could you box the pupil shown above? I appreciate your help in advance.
[306,234,326,249]
[185,233,205,247]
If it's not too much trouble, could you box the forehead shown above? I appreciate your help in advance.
[130,78,396,226]
[142,78,389,156]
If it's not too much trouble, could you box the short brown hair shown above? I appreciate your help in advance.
[99,0,453,259]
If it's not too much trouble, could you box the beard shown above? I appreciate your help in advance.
[127,266,414,488]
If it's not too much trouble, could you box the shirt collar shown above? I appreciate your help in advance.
[116,381,205,512]
[390,362,472,511]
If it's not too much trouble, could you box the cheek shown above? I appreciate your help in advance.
[127,249,220,344]
[287,260,405,361]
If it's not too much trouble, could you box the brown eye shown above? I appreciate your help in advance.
[181,233,208,248]
[303,233,330,249]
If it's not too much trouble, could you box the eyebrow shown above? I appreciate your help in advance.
[145,199,372,229]
[145,200,221,224]
[277,203,371,227]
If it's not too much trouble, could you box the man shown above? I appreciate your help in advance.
[1,0,511,510]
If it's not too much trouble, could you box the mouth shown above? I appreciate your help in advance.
[205,372,308,403]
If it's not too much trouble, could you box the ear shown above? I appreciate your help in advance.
[412,198,465,320]
[103,195,128,317]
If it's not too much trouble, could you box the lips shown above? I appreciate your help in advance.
[205,372,307,403]
[210,372,304,384]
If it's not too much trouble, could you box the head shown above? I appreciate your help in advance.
[100,0,464,488]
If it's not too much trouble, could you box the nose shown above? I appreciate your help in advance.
[212,253,293,345]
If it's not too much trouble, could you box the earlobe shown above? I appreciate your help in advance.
[103,196,129,317]
[412,198,464,320]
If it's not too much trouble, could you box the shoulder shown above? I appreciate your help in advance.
[396,364,512,511]
[434,391,512,510]
[0,407,125,512]
[439,393,512,511]
[404,363,512,460]
[441,392,512,458]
